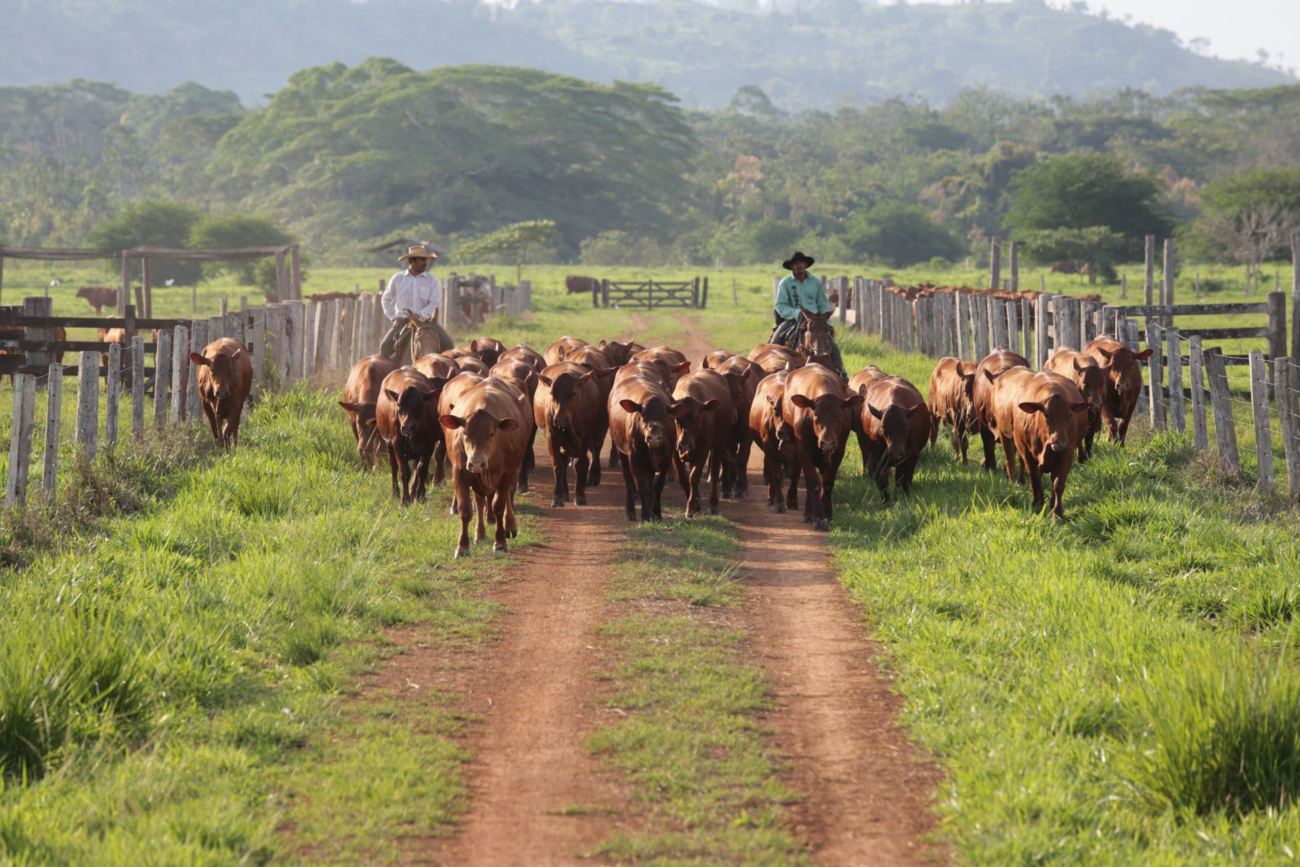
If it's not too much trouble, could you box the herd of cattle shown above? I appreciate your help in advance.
[319,325,1155,556]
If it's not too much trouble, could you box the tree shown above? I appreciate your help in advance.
[89,200,204,284]
[1004,153,1173,256]
[188,213,293,283]
[456,220,558,281]
[1016,226,1125,283]
[839,203,965,267]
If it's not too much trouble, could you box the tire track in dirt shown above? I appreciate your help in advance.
[677,318,945,865]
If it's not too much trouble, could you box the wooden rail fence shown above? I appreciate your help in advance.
[596,278,709,309]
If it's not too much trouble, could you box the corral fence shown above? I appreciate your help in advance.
[4,282,531,508]
[832,275,1300,500]
[371,273,531,328]
[596,278,709,309]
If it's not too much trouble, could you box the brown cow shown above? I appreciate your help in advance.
[76,286,118,313]
[339,354,398,468]
[412,353,460,382]
[1084,336,1153,445]
[782,363,864,530]
[376,367,445,503]
[1005,371,1089,518]
[1044,348,1107,461]
[614,359,673,389]
[563,344,619,484]
[189,338,253,450]
[491,358,542,492]
[467,337,506,367]
[701,350,735,370]
[985,366,1038,482]
[544,336,588,366]
[440,379,532,556]
[714,355,762,499]
[749,370,801,513]
[926,357,977,463]
[565,275,600,295]
[848,365,888,400]
[534,362,605,507]
[631,346,691,386]
[499,344,546,372]
[609,374,676,522]
[858,376,931,501]
[454,355,490,376]
[670,370,736,517]
[748,344,804,375]
[972,349,1030,471]
[596,339,642,366]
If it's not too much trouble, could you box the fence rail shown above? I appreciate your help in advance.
[598,278,708,309]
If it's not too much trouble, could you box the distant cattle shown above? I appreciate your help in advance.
[782,363,863,530]
[1084,336,1153,446]
[77,286,118,313]
[189,337,253,450]
[565,275,600,295]
[339,355,399,468]
[926,357,977,463]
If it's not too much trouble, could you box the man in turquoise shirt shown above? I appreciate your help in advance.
[774,251,846,379]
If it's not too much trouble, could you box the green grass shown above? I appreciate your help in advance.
[0,385,539,864]
[589,519,807,865]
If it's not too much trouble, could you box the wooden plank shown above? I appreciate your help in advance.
[187,321,206,421]
[155,329,172,428]
[131,336,145,437]
[5,372,36,506]
[43,364,62,500]
[1109,303,1268,317]
[1162,237,1175,325]
[1035,294,1051,367]
[973,295,990,359]
[170,325,188,423]
[1249,350,1274,491]
[1206,349,1240,477]
[1267,291,1287,359]
[75,351,99,461]
[105,342,121,449]
[1144,235,1155,306]
[1275,358,1299,499]
[1166,328,1184,434]
[1006,300,1020,357]
[288,300,305,382]
[251,309,266,398]
[1146,320,1166,431]
[991,299,1009,351]
[1189,336,1208,449]
[291,245,302,300]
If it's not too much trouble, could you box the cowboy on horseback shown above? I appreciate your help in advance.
[772,251,847,381]
[379,244,454,364]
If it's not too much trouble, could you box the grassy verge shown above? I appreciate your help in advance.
[588,519,807,865]
[0,385,539,863]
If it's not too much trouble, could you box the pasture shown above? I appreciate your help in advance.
[1,258,1299,864]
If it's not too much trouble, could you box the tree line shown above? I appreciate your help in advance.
[2,64,1299,280]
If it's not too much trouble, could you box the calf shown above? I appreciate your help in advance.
[339,354,398,468]
[77,286,119,313]
[926,357,977,463]
[376,367,445,503]
[749,344,804,375]
[189,338,253,450]
[534,362,604,506]
[608,375,676,522]
[1044,348,1107,461]
[544,336,588,366]
[972,349,1030,471]
[491,358,542,492]
[565,275,599,295]
[858,376,931,501]
[440,379,532,556]
[1006,371,1089,518]
[782,363,864,530]
[670,370,736,517]
[714,355,762,498]
[749,370,800,513]
[1084,336,1153,445]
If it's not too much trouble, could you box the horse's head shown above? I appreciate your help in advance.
[410,316,451,363]
[799,310,834,360]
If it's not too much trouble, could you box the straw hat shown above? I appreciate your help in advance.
[398,244,438,262]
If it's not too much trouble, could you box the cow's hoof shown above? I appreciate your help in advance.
[586,474,601,487]
[625,511,638,522]
[494,542,508,553]
[708,505,719,516]
[576,495,587,506]
[454,547,471,559]
[814,519,830,531]
[518,482,530,493]
[736,489,748,500]
[775,504,786,514]
[551,498,565,508]
[802,514,812,523]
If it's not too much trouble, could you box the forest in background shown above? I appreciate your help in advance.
[2,62,1300,282]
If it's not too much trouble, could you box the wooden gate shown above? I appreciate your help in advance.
[597,278,708,310]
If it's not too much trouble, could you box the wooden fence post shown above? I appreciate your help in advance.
[170,325,188,423]
[989,299,1007,351]
[1291,232,1300,360]
[155,330,172,428]
[105,342,121,449]
[1162,238,1176,326]
[5,373,36,506]
[187,321,205,421]
[1034,294,1050,367]
[972,295,989,359]
[1189,336,1208,449]
[1006,300,1020,357]
[1009,240,1020,293]
[130,336,145,438]
[1275,358,1299,499]
[76,351,99,461]
[251,309,267,397]
[1249,350,1274,492]
[288,300,305,382]
[1205,349,1240,478]
[1166,328,1184,434]
[1146,320,1166,431]
[989,237,1001,291]
[313,301,331,373]
[41,364,64,500]
[1144,235,1155,306]
[1266,291,1286,360]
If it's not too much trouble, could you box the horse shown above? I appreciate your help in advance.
[404,313,453,363]
[798,310,836,365]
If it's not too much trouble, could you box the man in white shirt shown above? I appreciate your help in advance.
[379,244,453,362]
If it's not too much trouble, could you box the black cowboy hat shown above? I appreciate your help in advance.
[782,251,815,270]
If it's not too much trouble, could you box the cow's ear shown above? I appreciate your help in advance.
[439,414,465,430]
[1095,347,1114,361]
[189,352,209,366]
[1070,401,1089,414]
[868,403,884,420]
[423,388,443,402]
[538,374,553,387]
[230,349,243,361]
[1135,349,1154,360]
[789,393,813,409]
[384,388,400,403]
[597,339,608,349]
[669,401,693,418]
[962,372,976,384]
[576,370,593,384]
[1073,357,1087,372]
[983,368,998,382]
[618,398,642,414]
[674,361,692,373]
[469,339,481,352]
[594,366,617,378]
[702,399,720,412]
[700,357,711,369]
[846,393,866,412]
[783,360,795,372]
[339,400,359,412]
[497,417,519,432]
[1018,401,1044,415]
[905,402,927,416]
